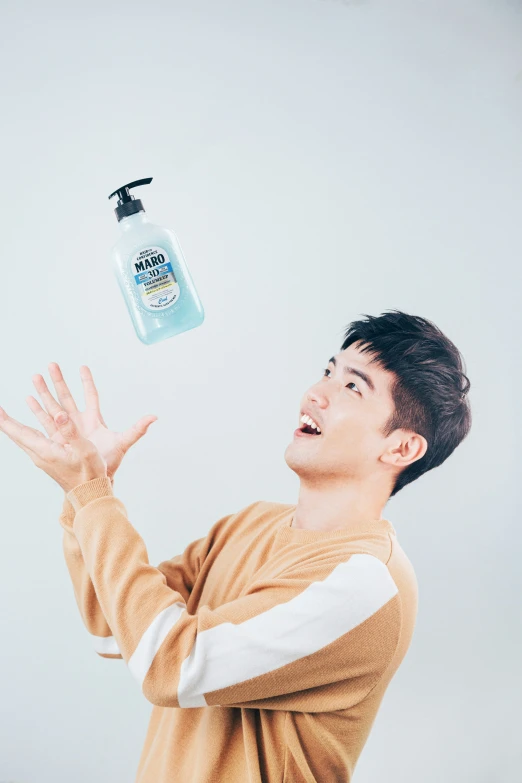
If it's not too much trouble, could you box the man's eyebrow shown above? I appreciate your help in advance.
[328,355,376,393]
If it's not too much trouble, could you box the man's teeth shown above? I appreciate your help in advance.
[300,414,321,433]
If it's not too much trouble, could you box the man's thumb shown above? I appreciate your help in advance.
[54,410,81,443]
[122,415,158,450]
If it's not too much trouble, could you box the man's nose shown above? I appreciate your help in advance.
[306,387,328,408]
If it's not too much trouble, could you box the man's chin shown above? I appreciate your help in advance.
[284,440,320,471]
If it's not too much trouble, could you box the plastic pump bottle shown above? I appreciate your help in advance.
[108,177,205,345]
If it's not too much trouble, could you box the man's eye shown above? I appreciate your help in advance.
[346,382,361,394]
[323,368,360,394]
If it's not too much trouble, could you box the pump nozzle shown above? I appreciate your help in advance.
[108,177,153,222]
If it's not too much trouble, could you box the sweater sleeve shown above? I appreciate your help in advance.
[60,487,123,658]
[60,476,226,661]
[68,479,403,713]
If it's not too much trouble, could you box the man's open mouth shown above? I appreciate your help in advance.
[300,423,321,435]
[297,414,322,436]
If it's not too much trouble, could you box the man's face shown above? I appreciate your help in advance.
[284,342,399,485]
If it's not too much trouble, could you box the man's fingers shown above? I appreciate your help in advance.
[1,407,49,441]
[26,395,62,439]
[79,365,107,425]
[32,373,67,420]
[47,363,80,415]
[0,407,55,458]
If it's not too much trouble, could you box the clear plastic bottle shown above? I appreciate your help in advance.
[108,177,205,345]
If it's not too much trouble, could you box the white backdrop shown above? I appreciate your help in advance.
[1,1,520,781]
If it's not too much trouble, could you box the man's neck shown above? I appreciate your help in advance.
[291,477,390,532]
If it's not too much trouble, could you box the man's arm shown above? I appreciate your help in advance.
[68,477,403,712]
[60,476,232,659]
[60,477,123,658]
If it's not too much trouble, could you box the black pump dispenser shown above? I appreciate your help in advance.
[108,177,153,222]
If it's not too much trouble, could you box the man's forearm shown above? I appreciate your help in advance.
[60,476,123,658]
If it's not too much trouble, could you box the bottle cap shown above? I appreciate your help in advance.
[108,177,153,222]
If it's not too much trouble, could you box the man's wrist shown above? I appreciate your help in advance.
[67,475,115,513]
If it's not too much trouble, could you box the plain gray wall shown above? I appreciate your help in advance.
[0,1,520,781]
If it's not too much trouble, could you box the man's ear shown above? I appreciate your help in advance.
[380,430,428,469]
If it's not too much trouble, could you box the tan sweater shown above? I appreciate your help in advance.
[60,476,418,782]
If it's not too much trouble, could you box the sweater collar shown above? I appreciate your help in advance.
[275,505,396,543]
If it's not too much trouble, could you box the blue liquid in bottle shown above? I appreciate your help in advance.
[109,177,204,345]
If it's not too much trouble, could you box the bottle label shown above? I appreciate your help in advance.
[131,246,180,311]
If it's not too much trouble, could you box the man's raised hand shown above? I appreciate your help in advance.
[26,363,158,482]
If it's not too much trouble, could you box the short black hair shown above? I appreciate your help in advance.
[340,309,472,497]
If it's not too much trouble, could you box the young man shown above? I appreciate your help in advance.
[0,309,471,782]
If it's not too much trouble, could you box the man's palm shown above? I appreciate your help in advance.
[27,363,157,480]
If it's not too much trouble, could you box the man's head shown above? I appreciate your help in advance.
[284,309,472,498]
